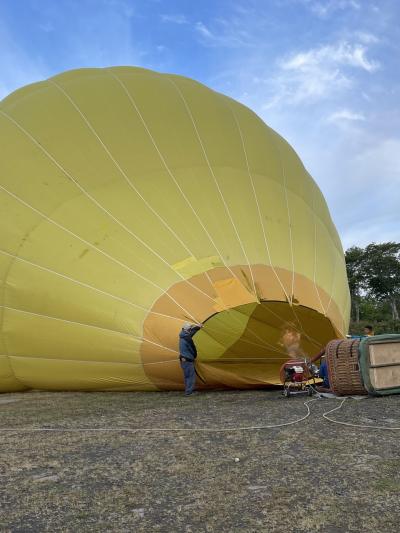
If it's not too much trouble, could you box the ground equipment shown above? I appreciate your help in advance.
[280,359,319,397]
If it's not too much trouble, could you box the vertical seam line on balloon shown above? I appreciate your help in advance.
[48,81,221,308]
[106,71,248,296]
[46,82,196,260]
[269,133,295,303]
[312,187,327,315]
[224,105,314,350]
[223,108,321,350]
[325,251,338,315]
[166,78,280,352]
[260,131,315,341]
[342,291,351,338]
[277,187,326,347]
[167,77,258,298]
[228,105,291,304]
[105,70,228,261]
[105,70,262,333]
[281,149,295,302]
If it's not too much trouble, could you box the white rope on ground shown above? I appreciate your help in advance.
[2,397,400,434]
[322,397,400,431]
[0,399,316,433]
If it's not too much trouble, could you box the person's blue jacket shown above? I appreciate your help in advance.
[179,326,200,361]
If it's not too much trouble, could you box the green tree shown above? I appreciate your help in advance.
[345,246,366,323]
[363,242,400,320]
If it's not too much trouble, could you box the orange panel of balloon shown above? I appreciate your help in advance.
[0,67,350,392]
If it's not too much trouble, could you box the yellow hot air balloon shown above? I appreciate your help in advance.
[0,67,349,392]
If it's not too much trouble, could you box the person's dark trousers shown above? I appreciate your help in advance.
[180,360,196,394]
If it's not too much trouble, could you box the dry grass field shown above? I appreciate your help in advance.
[1,390,399,532]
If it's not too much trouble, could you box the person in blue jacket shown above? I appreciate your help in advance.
[318,356,330,390]
[179,322,203,396]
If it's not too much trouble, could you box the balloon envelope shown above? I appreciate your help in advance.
[0,67,349,392]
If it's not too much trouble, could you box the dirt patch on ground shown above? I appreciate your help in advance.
[0,390,399,532]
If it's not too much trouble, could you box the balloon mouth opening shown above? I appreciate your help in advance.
[139,264,345,390]
[195,300,338,365]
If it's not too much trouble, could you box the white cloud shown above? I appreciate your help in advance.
[260,40,380,107]
[195,21,214,39]
[194,20,252,48]
[327,109,366,123]
[300,0,360,18]
[281,42,379,73]
[355,31,380,44]
[160,14,188,24]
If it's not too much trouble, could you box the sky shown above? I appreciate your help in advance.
[1,0,399,250]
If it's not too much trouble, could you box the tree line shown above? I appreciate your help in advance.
[345,242,400,335]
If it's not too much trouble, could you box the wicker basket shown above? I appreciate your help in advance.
[325,339,367,396]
